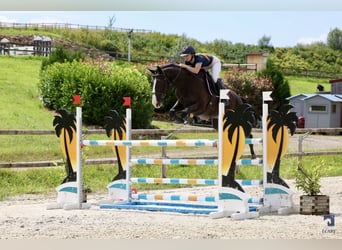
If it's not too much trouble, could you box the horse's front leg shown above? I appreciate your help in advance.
[169,101,186,123]
[180,103,200,124]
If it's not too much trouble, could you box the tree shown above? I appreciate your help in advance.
[267,105,297,187]
[221,103,255,191]
[258,35,271,48]
[104,110,127,181]
[258,35,274,52]
[107,15,116,29]
[327,27,342,51]
[53,109,77,183]
[259,59,291,110]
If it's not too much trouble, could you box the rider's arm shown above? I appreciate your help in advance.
[179,62,202,74]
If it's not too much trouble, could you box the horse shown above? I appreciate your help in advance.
[148,63,257,159]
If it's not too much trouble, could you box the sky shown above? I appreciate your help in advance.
[0,11,342,48]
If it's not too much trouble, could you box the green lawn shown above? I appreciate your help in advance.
[0,56,53,129]
[285,76,331,95]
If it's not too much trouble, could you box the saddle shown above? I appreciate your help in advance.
[202,71,220,96]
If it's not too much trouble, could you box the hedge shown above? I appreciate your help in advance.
[38,59,154,128]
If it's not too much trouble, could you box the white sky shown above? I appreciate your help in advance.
[0,10,341,47]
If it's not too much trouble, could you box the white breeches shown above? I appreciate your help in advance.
[203,56,221,82]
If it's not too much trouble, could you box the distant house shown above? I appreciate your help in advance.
[246,52,269,72]
[287,79,342,128]
[287,94,313,118]
[222,52,269,72]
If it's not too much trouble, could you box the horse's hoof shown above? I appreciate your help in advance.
[174,119,184,124]
[184,118,193,125]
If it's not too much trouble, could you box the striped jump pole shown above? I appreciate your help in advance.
[129,177,262,188]
[83,139,217,147]
[83,138,261,147]
[129,193,263,205]
[130,158,262,166]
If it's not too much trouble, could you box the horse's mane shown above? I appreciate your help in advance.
[159,63,180,70]
[159,63,206,78]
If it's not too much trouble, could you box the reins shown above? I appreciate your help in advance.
[161,65,182,85]
[151,65,181,96]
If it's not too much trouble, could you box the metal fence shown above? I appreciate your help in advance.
[0,21,152,34]
[280,67,342,79]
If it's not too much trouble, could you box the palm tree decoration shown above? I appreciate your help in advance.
[267,104,298,187]
[221,103,255,191]
[104,110,127,181]
[53,109,77,183]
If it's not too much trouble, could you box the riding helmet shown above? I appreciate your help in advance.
[180,45,196,56]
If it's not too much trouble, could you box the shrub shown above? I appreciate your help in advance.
[41,45,84,71]
[295,160,325,196]
[259,59,291,109]
[224,70,274,119]
[38,59,154,128]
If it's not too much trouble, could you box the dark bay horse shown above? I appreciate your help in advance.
[148,63,256,159]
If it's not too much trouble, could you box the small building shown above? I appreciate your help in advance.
[330,78,342,94]
[287,78,342,128]
[287,94,314,117]
[302,94,342,128]
[0,38,10,55]
[246,52,269,72]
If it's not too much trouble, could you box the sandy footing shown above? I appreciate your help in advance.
[0,177,341,239]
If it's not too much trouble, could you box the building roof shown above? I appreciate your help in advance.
[245,52,269,56]
[286,94,314,100]
[303,94,342,102]
[0,38,10,43]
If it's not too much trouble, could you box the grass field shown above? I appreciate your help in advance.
[286,75,332,95]
[0,56,52,129]
[0,56,340,200]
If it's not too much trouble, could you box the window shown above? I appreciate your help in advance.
[331,104,336,113]
[309,105,326,112]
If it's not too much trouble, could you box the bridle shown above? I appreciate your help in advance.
[151,65,182,96]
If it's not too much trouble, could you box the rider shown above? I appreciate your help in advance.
[178,45,226,92]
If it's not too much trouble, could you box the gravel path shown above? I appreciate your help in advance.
[0,176,341,239]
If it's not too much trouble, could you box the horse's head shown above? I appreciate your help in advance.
[148,65,171,109]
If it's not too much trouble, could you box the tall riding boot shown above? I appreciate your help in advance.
[216,78,226,89]
[216,78,228,105]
